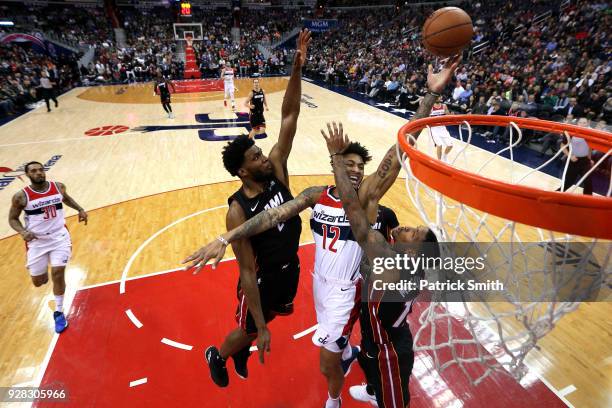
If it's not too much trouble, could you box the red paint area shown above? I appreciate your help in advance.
[84,125,129,137]
[0,166,13,173]
[37,244,565,407]
[172,79,224,94]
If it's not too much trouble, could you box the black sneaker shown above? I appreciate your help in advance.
[232,345,252,379]
[205,346,229,387]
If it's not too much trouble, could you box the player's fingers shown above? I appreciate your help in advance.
[326,122,333,136]
[339,122,344,136]
[320,129,329,141]
[332,121,338,136]
[258,346,265,364]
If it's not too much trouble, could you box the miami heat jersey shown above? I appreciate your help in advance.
[229,177,301,267]
[251,89,265,113]
[310,186,363,283]
[23,182,65,236]
[223,68,235,85]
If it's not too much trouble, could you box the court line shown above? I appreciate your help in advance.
[129,377,148,387]
[32,332,60,389]
[125,309,143,329]
[119,204,229,294]
[559,385,577,397]
[293,324,318,339]
[161,337,194,351]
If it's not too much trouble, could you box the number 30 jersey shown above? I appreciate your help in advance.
[23,181,66,236]
[310,186,363,283]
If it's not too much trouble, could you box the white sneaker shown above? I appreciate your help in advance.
[169,112,175,119]
[349,384,378,407]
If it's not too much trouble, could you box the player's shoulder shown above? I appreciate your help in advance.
[12,189,27,205]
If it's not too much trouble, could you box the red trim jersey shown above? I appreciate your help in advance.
[23,182,66,236]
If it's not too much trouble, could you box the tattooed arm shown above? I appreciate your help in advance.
[358,56,461,221]
[57,182,88,225]
[183,185,324,272]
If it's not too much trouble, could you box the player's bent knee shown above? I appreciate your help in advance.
[32,274,49,287]
[50,267,65,281]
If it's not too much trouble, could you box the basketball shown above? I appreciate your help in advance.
[422,7,474,57]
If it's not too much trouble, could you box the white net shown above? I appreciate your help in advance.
[396,118,612,385]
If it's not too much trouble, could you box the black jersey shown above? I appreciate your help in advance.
[371,205,399,241]
[156,80,170,97]
[251,89,265,113]
[361,205,416,340]
[229,177,302,268]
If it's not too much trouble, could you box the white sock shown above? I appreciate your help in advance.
[341,343,353,360]
[55,295,64,313]
[325,393,341,408]
[442,154,448,163]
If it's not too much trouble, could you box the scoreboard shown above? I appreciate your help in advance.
[180,1,192,17]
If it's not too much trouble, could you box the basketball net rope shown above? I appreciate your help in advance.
[396,121,611,385]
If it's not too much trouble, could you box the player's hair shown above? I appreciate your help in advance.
[24,161,43,173]
[222,136,255,177]
[423,228,441,258]
[343,142,372,164]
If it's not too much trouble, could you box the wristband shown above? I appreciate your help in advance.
[427,91,442,98]
[217,236,229,246]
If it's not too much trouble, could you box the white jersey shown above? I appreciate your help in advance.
[223,68,235,85]
[310,186,363,283]
[23,181,66,237]
[429,104,452,146]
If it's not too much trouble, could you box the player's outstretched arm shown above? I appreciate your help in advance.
[57,182,88,225]
[183,185,324,272]
[268,29,312,188]
[8,191,35,241]
[358,55,461,216]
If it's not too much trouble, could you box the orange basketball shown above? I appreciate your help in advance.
[422,7,474,57]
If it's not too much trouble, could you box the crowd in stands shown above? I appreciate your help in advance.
[305,0,611,142]
[0,0,610,138]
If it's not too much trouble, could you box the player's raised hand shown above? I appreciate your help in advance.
[182,237,228,274]
[321,121,350,155]
[427,54,462,94]
[294,29,312,67]
[256,326,271,364]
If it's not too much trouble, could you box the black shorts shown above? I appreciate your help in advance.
[160,94,171,104]
[235,256,300,335]
[358,318,414,408]
[249,110,265,130]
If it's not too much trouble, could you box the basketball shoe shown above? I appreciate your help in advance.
[205,346,229,387]
[341,345,360,377]
[53,311,68,333]
[349,384,378,407]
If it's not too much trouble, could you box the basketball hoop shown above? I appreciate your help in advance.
[396,114,611,384]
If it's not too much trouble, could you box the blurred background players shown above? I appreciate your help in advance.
[244,78,269,139]
[154,73,176,119]
[221,63,236,110]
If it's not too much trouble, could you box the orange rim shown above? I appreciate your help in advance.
[397,115,612,239]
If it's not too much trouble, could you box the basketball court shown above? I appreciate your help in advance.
[0,77,610,407]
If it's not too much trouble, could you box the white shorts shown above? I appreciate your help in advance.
[224,83,235,98]
[312,274,361,353]
[26,227,72,276]
[430,126,453,147]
